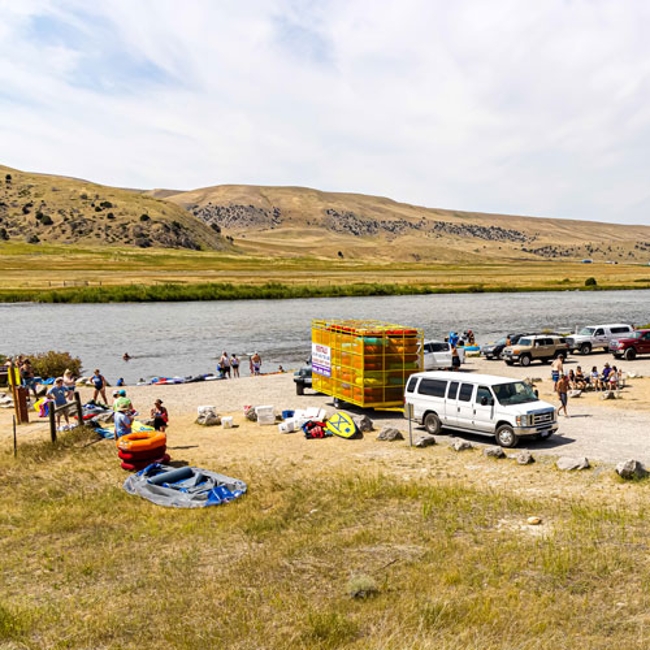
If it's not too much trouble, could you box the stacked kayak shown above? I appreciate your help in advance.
[123,464,247,508]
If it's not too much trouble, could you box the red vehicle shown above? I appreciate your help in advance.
[609,329,650,360]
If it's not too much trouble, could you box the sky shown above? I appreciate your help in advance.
[1,0,650,226]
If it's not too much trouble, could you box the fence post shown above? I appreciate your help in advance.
[74,391,83,425]
[49,401,56,443]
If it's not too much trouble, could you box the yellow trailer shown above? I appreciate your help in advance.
[311,319,424,408]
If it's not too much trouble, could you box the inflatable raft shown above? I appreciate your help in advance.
[123,463,247,508]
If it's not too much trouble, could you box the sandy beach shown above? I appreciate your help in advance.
[3,354,650,474]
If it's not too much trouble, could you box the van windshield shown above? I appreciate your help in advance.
[493,381,538,405]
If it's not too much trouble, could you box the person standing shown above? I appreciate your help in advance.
[151,399,169,432]
[231,354,240,378]
[251,351,262,376]
[451,345,461,370]
[556,372,570,418]
[20,358,38,398]
[220,351,231,378]
[91,368,108,405]
[551,354,564,390]
[62,368,76,402]
[47,377,70,430]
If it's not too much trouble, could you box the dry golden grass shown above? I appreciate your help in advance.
[3,414,650,649]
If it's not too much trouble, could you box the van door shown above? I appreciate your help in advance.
[593,328,607,349]
[456,382,475,428]
[445,380,460,426]
[473,385,495,433]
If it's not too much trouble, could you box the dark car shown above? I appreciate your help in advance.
[609,329,650,361]
[293,359,313,395]
[481,333,530,360]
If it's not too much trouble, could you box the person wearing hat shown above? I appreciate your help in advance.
[151,399,169,432]
[112,389,127,411]
[113,397,134,438]
[47,377,71,430]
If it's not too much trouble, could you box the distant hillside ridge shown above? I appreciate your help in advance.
[154,183,650,263]
[0,165,228,251]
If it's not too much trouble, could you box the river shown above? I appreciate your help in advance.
[1,290,647,383]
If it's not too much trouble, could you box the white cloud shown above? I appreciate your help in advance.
[0,0,649,224]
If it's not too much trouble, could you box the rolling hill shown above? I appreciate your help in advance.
[2,163,650,263]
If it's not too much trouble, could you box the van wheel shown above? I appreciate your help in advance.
[579,343,591,355]
[424,413,442,435]
[624,348,637,361]
[520,355,531,367]
[495,425,518,448]
[295,382,304,396]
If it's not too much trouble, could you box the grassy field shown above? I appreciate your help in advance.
[2,242,650,302]
[2,426,650,649]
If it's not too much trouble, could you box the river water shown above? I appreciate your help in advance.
[1,290,647,383]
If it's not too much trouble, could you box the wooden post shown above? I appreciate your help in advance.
[8,361,23,425]
[49,401,56,443]
[74,391,83,425]
[13,415,17,457]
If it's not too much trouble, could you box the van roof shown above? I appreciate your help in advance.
[408,371,527,386]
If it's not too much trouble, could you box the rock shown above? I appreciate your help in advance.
[515,450,535,465]
[616,459,648,480]
[355,415,374,432]
[196,412,221,426]
[376,426,404,441]
[414,435,436,448]
[527,516,542,525]
[568,389,582,398]
[451,439,473,452]
[483,446,506,459]
[556,456,590,471]
[600,390,616,400]
[243,405,257,421]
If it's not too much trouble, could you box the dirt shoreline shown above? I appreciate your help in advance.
[3,354,650,469]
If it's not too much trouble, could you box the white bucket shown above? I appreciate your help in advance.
[222,416,233,429]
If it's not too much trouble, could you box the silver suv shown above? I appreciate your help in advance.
[566,323,633,355]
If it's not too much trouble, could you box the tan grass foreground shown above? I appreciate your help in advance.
[2,373,650,649]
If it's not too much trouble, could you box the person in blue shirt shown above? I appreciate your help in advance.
[47,377,70,430]
[114,397,134,438]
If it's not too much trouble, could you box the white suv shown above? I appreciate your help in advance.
[422,340,465,370]
[566,324,634,355]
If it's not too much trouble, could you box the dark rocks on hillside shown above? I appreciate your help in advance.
[192,202,282,230]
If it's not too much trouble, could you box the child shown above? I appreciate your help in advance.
[47,377,70,431]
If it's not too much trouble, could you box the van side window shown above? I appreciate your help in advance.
[419,379,447,398]
[406,376,418,393]
[476,386,492,404]
[458,383,473,402]
[447,381,459,399]
[595,329,604,336]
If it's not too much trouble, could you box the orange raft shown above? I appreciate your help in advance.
[116,430,167,453]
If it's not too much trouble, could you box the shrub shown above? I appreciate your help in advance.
[585,277,597,287]
[25,351,83,379]
[140,214,150,222]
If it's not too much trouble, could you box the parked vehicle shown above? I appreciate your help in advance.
[566,323,634,355]
[609,329,650,360]
[502,334,569,367]
[481,333,530,360]
[422,340,465,370]
[404,371,557,447]
[293,359,313,395]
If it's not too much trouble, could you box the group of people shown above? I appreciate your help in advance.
[551,354,623,418]
[216,351,262,378]
[111,389,169,439]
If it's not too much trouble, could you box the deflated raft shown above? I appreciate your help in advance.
[123,463,247,508]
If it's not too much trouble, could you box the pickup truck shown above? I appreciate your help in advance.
[609,329,650,361]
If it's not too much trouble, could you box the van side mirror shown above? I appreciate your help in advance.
[480,397,489,406]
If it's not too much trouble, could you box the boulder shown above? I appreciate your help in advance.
[616,459,648,480]
[355,415,374,433]
[483,446,506,459]
[556,456,590,471]
[515,450,535,465]
[376,426,404,441]
[451,439,473,452]
[197,405,221,426]
[414,435,436,448]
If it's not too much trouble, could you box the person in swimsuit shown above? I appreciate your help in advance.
[231,354,240,378]
[91,368,108,404]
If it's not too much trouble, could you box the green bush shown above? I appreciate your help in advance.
[585,277,597,287]
[24,351,82,379]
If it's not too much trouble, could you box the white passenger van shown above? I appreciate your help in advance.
[404,371,557,447]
